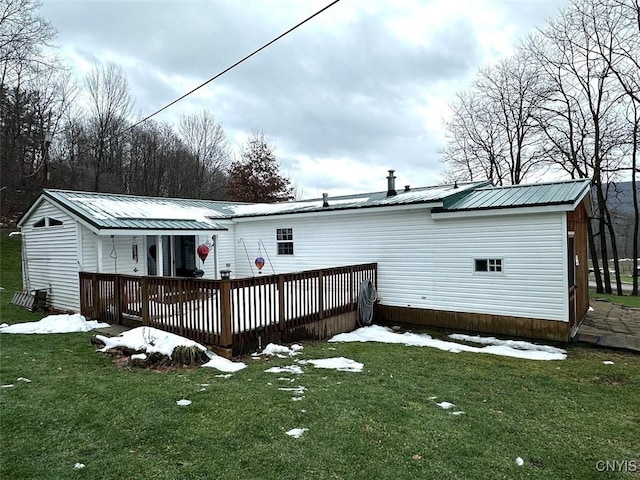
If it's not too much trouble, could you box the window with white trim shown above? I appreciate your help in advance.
[33,217,63,228]
[276,228,293,255]
[475,258,503,273]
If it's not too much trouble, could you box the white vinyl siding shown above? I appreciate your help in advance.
[232,208,568,322]
[21,200,80,311]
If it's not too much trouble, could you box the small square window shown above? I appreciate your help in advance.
[475,258,503,273]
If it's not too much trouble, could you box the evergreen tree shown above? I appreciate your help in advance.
[227,132,293,203]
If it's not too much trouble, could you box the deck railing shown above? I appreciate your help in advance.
[79,263,377,354]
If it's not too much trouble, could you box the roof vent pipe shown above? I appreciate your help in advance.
[322,193,329,207]
[387,170,397,197]
[404,185,411,192]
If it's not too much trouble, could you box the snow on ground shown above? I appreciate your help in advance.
[253,343,303,358]
[298,357,364,372]
[0,314,109,334]
[436,401,455,409]
[448,334,566,355]
[285,427,308,438]
[202,351,247,372]
[603,360,615,365]
[176,399,192,406]
[95,326,247,373]
[96,326,206,357]
[330,325,567,361]
[265,365,304,374]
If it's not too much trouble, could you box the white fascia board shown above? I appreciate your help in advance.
[17,196,46,227]
[431,203,575,220]
[230,201,443,223]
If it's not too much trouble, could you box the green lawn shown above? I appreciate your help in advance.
[1,231,639,479]
[590,290,640,308]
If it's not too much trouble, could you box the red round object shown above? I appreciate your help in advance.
[255,256,265,270]
[197,244,210,263]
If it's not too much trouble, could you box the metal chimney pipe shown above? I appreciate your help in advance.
[387,170,397,197]
[322,193,329,207]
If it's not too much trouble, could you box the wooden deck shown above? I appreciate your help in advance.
[79,263,377,357]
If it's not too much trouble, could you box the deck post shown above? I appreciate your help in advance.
[141,277,149,326]
[220,280,232,347]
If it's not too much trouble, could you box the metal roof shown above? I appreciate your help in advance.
[42,190,236,231]
[442,178,592,211]
[28,178,590,232]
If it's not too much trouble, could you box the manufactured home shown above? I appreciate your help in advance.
[17,173,591,342]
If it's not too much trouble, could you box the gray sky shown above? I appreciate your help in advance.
[42,0,568,199]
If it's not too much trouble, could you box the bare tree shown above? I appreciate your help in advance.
[178,110,230,199]
[84,62,133,191]
[0,0,56,91]
[529,0,630,294]
[441,52,547,186]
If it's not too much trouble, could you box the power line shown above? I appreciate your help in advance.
[75,0,341,157]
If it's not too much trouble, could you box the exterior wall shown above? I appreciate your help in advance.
[21,199,80,311]
[79,225,98,272]
[98,235,143,275]
[232,207,568,322]
[568,199,590,323]
[211,224,236,278]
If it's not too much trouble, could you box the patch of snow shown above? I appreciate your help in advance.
[16,377,31,383]
[450,411,465,415]
[330,326,566,361]
[292,397,304,401]
[74,463,85,469]
[0,314,109,334]
[588,306,594,312]
[214,374,233,379]
[602,361,615,365]
[96,326,245,372]
[436,402,455,409]
[257,343,303,357]
[0,323,7,327]
[131,353,147,361]
[265,365,303,374]
[8,231,21,237]
[277,377,295,382]
[279,386,306,395]
[1,384,15,388]
[427,396,437,400]
[202,351,247,373]
[448,334,566,355]
[285,427,308,438]
[96,326,206,357]
[176,399,191,406]
[516,457,524,466]
[298,357,363,372]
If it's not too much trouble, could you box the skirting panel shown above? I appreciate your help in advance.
[375,304,571,343]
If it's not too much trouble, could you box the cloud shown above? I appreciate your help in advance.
[41,0,568,197]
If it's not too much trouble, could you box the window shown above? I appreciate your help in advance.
[276,228,294,255]
[34,217,63,228]
[475,258,503,273]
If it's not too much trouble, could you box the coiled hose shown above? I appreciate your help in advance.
[357,278,377,326]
